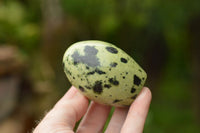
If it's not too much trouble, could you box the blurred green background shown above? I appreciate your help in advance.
[0,0,200,132]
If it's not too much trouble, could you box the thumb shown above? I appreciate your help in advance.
[34,86,89,133]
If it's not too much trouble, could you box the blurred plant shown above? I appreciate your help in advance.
[0,0,200,132]
[0,1,41,53]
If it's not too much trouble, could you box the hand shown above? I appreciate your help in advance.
[33,86,152,133]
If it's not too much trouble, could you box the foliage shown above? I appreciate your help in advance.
[1,0,200,132]
[0,0,41,53]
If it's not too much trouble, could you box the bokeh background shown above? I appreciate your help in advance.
[0,0,200,132]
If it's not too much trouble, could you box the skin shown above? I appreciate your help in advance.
[33,86,151,133]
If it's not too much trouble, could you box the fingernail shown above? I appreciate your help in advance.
[136,87,149,100]
[74,90,83,98]
[65,86,79,99]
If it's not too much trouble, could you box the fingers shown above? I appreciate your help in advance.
[77,102,111,133]
[105,107,129,133]
[33,86,151,133]
[33,86,89,133]
[121,87,152,133]
[53,86,89,122]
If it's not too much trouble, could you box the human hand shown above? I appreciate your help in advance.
[33,86,151,133]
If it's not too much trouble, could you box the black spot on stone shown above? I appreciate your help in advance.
[106,46,118,54]
[123,76,125,79]
[131,87,136,93]
[109,77,119,85]
[66,69,72,75]
[109,95,112,97]
[113,99,122,103]
[79,86,85,92]
[95,69,106,74]
[138,69,142,72]
[110,62,118,67]
[73,77,75,79]
[93,81,103,94]
[121,58,128,63]
[73,60,78,65]
[131,94,138,99]
[95,96,98,98]
[86,66,90,69]
[134,75,141,86]
[109,68,111,71]
[104,84,111,88]
[85,78,90,84]
[87,71,95,75]
[71,46,100,67]
[126,72,128,75]
[85,86,91,89]
[142,77,145,80]
[87,68,106,75]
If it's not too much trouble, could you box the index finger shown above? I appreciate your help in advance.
[121,87,152,133]
[33,86,89,133]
